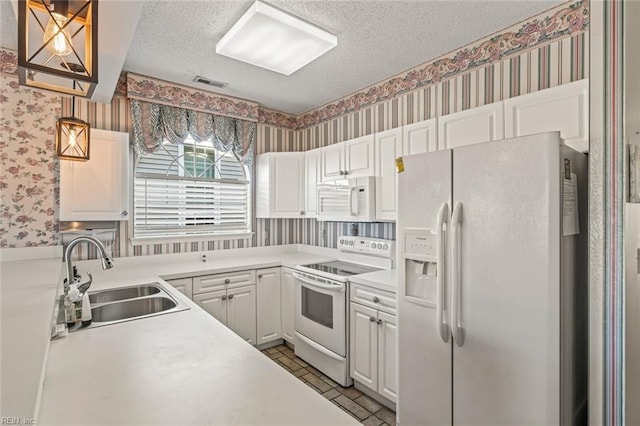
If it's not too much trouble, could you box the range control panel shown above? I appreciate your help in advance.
[338,236,395,257]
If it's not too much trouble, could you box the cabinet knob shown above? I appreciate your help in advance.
[300,210,305,215]
[373,296,380,303]
[344,170,349,175]
[228,294,234,299]
[258,275,263,279]
[339,170,345,176]
[221,295,227,300]
[121,210,128,216]
[224,279,230,284]
[369,316,377,322]
[377,319,383,325]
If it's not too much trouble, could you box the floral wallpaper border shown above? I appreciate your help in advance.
[126,73,259,122]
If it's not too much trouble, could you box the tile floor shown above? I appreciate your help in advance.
[261,344,396,426]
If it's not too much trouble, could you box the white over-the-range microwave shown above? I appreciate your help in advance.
[316,176,375,222]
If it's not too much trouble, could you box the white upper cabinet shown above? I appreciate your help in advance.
[504,79,589,153]
[60,129,130,221]
[256,152,306,219]
[321,143,345,181]
[403,119,438,155]
[345,135,375,177]
[375,127,402,222]
[321,135,374,182]
[304,148,322,218]
[437,102,505,150]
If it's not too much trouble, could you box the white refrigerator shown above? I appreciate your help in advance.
[397,132,588,425]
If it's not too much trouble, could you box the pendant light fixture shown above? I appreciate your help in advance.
[56,96,90,161]
[18,0,98,98]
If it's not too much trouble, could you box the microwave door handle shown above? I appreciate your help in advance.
[293,272,345,292]
[349,187,356,216]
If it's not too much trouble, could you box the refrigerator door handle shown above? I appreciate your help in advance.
[451,201,465,347]
[436,202,451,343]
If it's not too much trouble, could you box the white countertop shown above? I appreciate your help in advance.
[0,247,63,421]
[348,269,398,293]
[2,244,358,425]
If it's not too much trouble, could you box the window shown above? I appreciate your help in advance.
[134,137,251,239]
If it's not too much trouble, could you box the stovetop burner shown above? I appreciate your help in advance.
[301,261,382,277]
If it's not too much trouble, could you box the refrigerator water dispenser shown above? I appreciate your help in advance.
[403,230,439,306]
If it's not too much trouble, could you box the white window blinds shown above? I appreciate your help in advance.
[134,139,251,238]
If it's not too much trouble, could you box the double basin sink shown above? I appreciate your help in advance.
[74,282,190,330]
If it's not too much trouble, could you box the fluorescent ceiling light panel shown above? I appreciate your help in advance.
[216,1,337,76]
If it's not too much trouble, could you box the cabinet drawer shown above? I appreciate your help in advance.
[193,270,256,294]
[165,277,193,300]
[350,283,396,315]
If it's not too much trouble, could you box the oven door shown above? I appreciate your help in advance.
[293,271,346,357]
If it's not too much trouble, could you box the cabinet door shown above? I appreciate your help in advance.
[60,129,130,221]
[280,268,295,344]
[321,143,345,181]
[438,102,504,150]
[305,149,321,218]
[227,285,257,345]
[403,119,437,155]
[504,79,588,153]
[350,303,378,392]
[374,127,403,221]
[272,153,305,218]
[378,311,397,403]
[165,277,193,300]
[256,268,282,345]
[345,135,374,177]
[193,290,227,325]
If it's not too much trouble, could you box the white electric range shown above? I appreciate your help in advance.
[293,235,395,386]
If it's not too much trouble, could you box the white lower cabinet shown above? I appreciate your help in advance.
[377,311,398,402]
[256,267,282,345]
[350,303,379,390]
[349,286,397,403]
[192,270,257,345]
[226,285,257,345]
[165,277,193,299]
[193,289,227,324]
[280,267,295,344]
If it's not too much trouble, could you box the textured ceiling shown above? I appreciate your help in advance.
[1,1,565,113]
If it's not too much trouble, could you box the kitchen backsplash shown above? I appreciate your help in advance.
[0,0,588,258]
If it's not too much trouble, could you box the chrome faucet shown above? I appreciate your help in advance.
[64,236,114,296]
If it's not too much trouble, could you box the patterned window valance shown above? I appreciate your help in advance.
[131,99,255,165]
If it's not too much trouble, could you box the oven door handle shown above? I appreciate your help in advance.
[293,272,345,292]
[295,332,344,361]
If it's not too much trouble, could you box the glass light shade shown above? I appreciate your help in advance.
[43,13,73,56]
[18,0,98,97]
[56,117,90,161]
[216,1,337,76]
